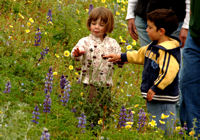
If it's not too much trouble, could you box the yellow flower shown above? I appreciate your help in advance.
[75,72,79,76]
[64,50,70,57]
[131,111,135,114]
[101,0,106,3]
[126,45,132,50]
[58,0,62,4]
[69,65,73,70]
[149,119,157,127]
[80,92,84,96]
[94,0,97,2]
[170,112,175,116]
[76,9,80,15]
[152,116,156,119]
[53,72,58,76]
[98,119,103,125]
[79,101,83,105]
[189,130,195,136]
[45,32,47,35]
[105,5,107,8]
[175,126,182,131]
[9,25,13,28]
[121,39,126,43]
[125,125,132,129]
[121,89,124,93]
[126,122,133,125]
[121,7,126,12]
[159,120,165,124]
[119,36,123,40]
[121,23,127,27]
[55,54,60,58]
[48,21,53,25]
[29,18,34,23]
[161,113,169,119]
[18,13,24,19]
[132,40,136,46]
[27,22,31,27]
[134,104,139,108]
[117,0,121,3]
[116,11,120,16]
[25,29,30,33]
[86,9,89,13]
[0,111,3,114]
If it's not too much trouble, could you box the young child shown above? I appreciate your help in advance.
[104,9,180,134]
[71,7,121,127]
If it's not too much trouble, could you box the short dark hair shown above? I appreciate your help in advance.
[147,9,178,36]
[87,7,114,33]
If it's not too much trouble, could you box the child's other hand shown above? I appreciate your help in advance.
[73,48,85,57]
[147,89,156,101]
[103,54,121,62]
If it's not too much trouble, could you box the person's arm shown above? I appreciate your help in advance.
[179,0,190,47]
[71,39,85,60]
[126,0,138,40]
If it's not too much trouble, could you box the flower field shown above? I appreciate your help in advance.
[0,0,193,139]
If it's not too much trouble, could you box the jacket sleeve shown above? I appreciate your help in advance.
[126,0,138,20]
[151,50,179,92]
[125,46,147,64]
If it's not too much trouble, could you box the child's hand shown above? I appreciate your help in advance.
[72,48,85,57]
[103,54,121,62]
[147,89,156,101]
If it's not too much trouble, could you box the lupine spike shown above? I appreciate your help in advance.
[32,105,40,124]
[78,113,86,130]
[40,128,50,140]
[44,67,53,94]
[47,9,52,24]
[137,109,146,131]
[118,106,127,128]
[88,4,93,15]
[60,75,70,106]
[43,94,51,113]
[35,28,41,46]
[3,81,11,93]
[38,47,49,62]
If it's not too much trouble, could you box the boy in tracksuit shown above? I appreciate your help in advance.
[104,9,180,135]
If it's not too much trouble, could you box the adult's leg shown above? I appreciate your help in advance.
[135,16,151,46]
[147,102,176,135]
[180,31,200,136]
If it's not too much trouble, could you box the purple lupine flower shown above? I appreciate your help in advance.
[44,67,53,94]
[78,113,86,129]
[35,28,41,46]
[60,75,70,106]
[32,105,40,124]
[137,109,147,131]
[118,106,127,127]
[38,47,49,62]
[88,4,93,15]
[126,109,134,123]
[43,94,51,113]
[60,74,67,90]
[3,81,11,93]
[47,9,52,24]
[40,128,50,140]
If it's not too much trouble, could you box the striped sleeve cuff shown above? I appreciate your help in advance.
[121,53,128,62]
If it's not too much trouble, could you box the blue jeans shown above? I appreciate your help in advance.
[135,15,183,46]
[147,102,176,135]
[180,31,200,137]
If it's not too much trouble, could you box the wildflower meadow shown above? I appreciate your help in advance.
[0,0,195,139]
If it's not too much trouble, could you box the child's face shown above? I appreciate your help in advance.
[146,20,161,41]
[90,18,106,40]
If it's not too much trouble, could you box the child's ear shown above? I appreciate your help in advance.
[159,28,166,35]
